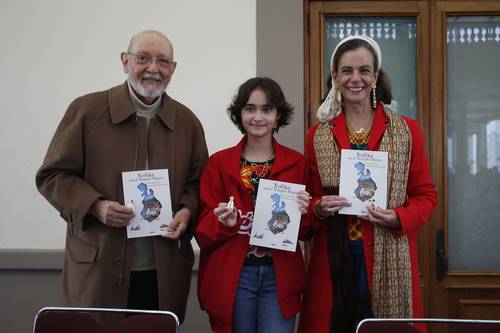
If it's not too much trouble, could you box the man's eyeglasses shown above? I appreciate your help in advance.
[127,52,176,68]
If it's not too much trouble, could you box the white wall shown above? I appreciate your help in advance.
[0,0,256,249]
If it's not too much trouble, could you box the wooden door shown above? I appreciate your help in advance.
[430,0,500,325]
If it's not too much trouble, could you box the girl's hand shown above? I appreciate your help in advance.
[296,190,312,215]
[213,202,237,227]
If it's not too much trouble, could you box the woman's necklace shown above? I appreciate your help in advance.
[346,110,375,147]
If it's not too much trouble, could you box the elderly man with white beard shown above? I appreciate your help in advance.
[36,30,208,324]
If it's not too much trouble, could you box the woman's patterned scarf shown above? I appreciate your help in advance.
[313,104,413,321]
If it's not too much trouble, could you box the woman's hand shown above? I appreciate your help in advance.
[365,206,401,230]
[314,195,350,218]
[296,190,312,215]
[213,202,237,227]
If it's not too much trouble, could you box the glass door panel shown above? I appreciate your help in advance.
[447,16,500,270]
[324,17,417,119]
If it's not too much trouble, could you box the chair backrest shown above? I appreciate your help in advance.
[356,318,500,333]
[356,319,422,333]
[448,322,500,333]
[33,307,180,333]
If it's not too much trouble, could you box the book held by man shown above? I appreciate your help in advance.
[122,169,173,238]
[338,149,388,216]
[249,179,305,252]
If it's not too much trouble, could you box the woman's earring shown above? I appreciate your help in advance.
[372,84,377,109]
[332,82,342,113]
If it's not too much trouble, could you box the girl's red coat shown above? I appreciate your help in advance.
[196,137,309,333]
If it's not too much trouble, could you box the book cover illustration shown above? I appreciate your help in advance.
[338,149,388,216]
[267,193,291,234]
[249,179,305,252]
[122,169,173,239]
[136,183,162,222]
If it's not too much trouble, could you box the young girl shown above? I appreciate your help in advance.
[195,77,310,333]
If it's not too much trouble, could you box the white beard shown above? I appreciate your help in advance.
[128,72,167,100]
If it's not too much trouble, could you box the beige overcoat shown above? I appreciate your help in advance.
[36,82,208,323]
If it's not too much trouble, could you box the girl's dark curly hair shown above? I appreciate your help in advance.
[227,77,294,134]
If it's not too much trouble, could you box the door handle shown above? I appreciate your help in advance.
[436,229,448,281]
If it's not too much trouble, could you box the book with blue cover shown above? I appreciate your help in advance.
[249,179,305,252]
[122,169,173,238]
[338,149,388,216]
